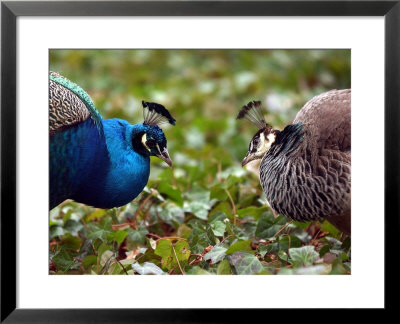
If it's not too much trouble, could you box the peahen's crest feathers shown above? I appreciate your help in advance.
[237,100,267,130]
[142,101,176,126]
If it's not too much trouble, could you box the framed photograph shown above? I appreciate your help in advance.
[1,0,398,321]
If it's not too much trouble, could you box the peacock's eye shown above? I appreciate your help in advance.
[146,140,156,148]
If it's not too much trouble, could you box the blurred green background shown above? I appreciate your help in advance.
[49,50,351,275]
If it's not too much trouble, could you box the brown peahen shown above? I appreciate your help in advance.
[238,89,351,235]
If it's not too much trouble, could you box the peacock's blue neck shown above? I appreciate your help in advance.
[71,119,150,209]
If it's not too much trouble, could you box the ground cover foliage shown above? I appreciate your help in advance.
[49,49,351,275]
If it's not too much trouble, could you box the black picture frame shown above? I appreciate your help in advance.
[1,0,398,321]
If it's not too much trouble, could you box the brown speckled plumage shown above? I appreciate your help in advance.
[49,72,91,136]
[259,89,351,234]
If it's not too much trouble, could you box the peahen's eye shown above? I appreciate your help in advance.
[250,139,259,151]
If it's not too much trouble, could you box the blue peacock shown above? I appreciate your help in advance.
[49,71,175,210]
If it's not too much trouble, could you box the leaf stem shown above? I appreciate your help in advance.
[221,234,234,243]
[115,259,129,275]
[132,193,153,227]
[188,253,204,266]
[225,188,237,226]
[172,244,185,275]
[274,220,294,237]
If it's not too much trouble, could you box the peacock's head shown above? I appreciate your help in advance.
[132,101,176,167]
[237,100,277,167]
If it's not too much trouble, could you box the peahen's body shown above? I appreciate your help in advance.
[238,90,351,235]
[49,72,175,210]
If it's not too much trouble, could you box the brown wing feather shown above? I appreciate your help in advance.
[49,72,91,136]
[294,89,351,153]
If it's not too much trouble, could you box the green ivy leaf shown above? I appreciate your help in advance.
[289,246,319,267]
[97,242,112,259]
[186,266,212,275]
[52,248,75,272]
[258,244,273,257]
[224,175,242,189]
[87,218,113,243]
[187,220,215,253]
[278,235,302,251]
[60,234,81,251]
[136,248,162,266]
[320,220,340,236]
[209,202,233,219]
[127,226,149,245]
[237,206,269,220]
[210,185,228,201]
[174,240,191,262]
[82,255,97,269]
[154,239,174,270]
[177,224,192,239]
[158,204,185,225]
[217,259,232,275]
[184,184,215,220]
[50,225,65,239]
[86,209,106,221]
[319,244,331,257]
[99,250,114,267]
[185,200,209,220]
[113,230,128,244]
[155,239,172,258]
[210,220,226,237]
[154,239,190,271]
[341,237,351,251]
[295,265,329,275]
[255,213,287,238]
[63,219,85,236]
[203,244,228,264]
[229,252,264,275]
[158,182,183,207]
[226,240,253,255]
[132,262,165,275]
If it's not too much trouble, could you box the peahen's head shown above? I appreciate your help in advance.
[131,101,176,167]
[237,101,277,167]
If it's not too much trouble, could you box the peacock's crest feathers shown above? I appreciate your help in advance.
[49,72,103,135]
[142,101,176,127]
[237,100,268,130]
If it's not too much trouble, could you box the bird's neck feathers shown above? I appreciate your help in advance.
[102,119,150,164]
[75,119,150,209]
[268,123,304,158]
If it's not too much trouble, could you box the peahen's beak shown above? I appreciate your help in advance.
[241,151,256,167]
[156,147,173,167]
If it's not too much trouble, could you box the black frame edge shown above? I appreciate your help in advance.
[385,0,400,313]
[1,2,17,322]
[3,1,399,16]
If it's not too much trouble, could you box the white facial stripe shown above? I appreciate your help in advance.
[141,133,151,151]
[256,132,266,153]
[156,143,161,155]
[256,132,276,154]
[267,133,276,143]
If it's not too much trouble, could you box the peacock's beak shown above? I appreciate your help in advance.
[156,147,173,167]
